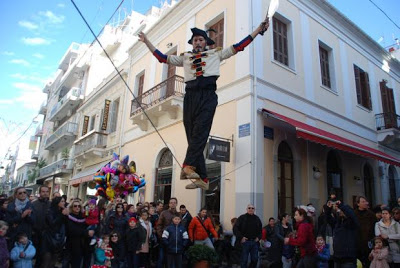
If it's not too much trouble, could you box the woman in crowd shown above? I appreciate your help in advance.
[0,198,9,221]
[375,207,400,265]
[97,198,108,236]
[276,213,294,268]
[109,231,126,268]
[106,202,128,235]
[65,199,94,268]
[41,196,68,268]
[138,209,152,268]
[5,187,34,246]
[285,208,317,268]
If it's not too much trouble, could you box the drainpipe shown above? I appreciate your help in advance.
[250,0,257,206]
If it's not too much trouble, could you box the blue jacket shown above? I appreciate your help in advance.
[94,248,106,265]
[10,240,36,268]
[326,204,359,261]
[162,223,189,254]
[317,244,330,268]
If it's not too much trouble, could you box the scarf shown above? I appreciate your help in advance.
[316,244,325,253]
[68,213,86,223]
[15,198,29,213]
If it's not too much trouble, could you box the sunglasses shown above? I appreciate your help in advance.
[73,205,81,208]
[247,207,255,210]
[18,192,27,195]
[111,234,118,237]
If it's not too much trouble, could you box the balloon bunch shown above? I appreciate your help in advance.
[93,153,146,201]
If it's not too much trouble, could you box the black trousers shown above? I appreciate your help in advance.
[183,84,217,179]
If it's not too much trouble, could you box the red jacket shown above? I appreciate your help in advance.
[288,221,316,257]
[188,216,218,241]
[85,208,99,226]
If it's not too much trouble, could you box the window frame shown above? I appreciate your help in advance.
[353,64,372,110]
[205,12,226,50]
[318,40,336,92]
[271,13,295,71]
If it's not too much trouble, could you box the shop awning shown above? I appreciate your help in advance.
[69,161,109,185]
[262,109,400,166]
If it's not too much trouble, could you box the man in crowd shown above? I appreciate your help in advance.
[354,196,375,267]
[179,204,192,231]
[31,185,50,268]
[156,197,180,268]
[234,204,262,268]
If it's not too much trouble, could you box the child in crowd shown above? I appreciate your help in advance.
[100,234,114,264]
[10,232,36,268]
[162,215,189,268]
[126,217,145,268]
[93,240,111,268]
[316,235,330,268]
[0,221,9,268]
[369,236,389,268]
[85,198,99,245]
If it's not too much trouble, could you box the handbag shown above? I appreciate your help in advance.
[44,224,66,251]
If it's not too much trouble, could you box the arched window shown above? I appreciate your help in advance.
[326,151,343,200]
[363,163,374,206]
[154,149,172,204]
[278,141,294,216]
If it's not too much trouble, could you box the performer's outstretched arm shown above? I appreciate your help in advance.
[251,21,270,39]
[138,32,156,53]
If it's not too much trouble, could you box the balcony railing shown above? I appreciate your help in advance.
[74,131,108,156]
[375,113,400,131]
[39,158,73,178]
[45,122,78,149]
[50,87,82,119]
[130,75,185,116]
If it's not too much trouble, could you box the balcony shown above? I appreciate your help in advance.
[39,101,47,115]
[44,121,78,151]
[74,131,108,158]
[34,124,43,137]
[58,43,80,71]
[31,151,39,160]
[376,112,400,151]
[130,75,185,131]
[39,158,73,179]
[49,87,83,122]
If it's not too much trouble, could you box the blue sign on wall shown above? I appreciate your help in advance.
[239,123,250,138]
[264,126,274,140]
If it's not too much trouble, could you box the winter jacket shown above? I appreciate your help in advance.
[42,206,67,252]
[355,208,376,257]
[125,226,146,252]
[275,222,294,259]
[6,200,34,240]
[110,239,126,263]
[180,211,193,231]
[10,240,36,268]
[370,247,390,268]
[31,198,50,232]
[156,208,180,237]
[0,236,9,267]
[233,213,262,241]
[162,223,189,254]
[66,212,89,258]
[375,219,400,263]
[188,216,218,241]
[262,224,282,262]
[106,212,129,235]
[317,244,330,268]
[94,247,106,265]
[288,220,317,258]
[86,208,99,226]
[326,203,359,262]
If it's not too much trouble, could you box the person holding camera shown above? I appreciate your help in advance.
[326,200,359,268]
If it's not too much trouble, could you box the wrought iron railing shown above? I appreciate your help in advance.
[130,75,185,116]
[39,158,73,178]
[45,122,78,148]
[74,131,108,156]
[375,112,400,131]
[50,87,82,119]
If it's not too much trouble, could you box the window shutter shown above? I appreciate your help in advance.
[354,65,362,105]
[364,72,372,110]
[380,81,389,114]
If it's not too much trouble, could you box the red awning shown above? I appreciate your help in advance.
[262,109,400,166]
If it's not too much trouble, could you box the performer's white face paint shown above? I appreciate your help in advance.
[192,35,206,52]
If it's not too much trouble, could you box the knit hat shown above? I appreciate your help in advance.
[88,199,96,205]
[129,217,137,224]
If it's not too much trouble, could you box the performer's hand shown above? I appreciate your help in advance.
[259,20,270,34]
[138,32,146,43]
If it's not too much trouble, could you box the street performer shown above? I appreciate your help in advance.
[139,20,269,190]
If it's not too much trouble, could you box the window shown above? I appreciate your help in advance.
[354,65,372,110]
[154,149,172,204]
[208,18,224,49]
[273,17,289,66]
[319,46,330,88]
[89,115,96,131]
[109,99,119,133]
[132,72,145,112]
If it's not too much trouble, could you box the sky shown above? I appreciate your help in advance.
[0,0,399,167]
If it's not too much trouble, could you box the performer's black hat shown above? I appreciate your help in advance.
[188,27,215,46]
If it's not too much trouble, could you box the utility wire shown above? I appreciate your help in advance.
[368,0,400,31]
[70,0,186,174]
